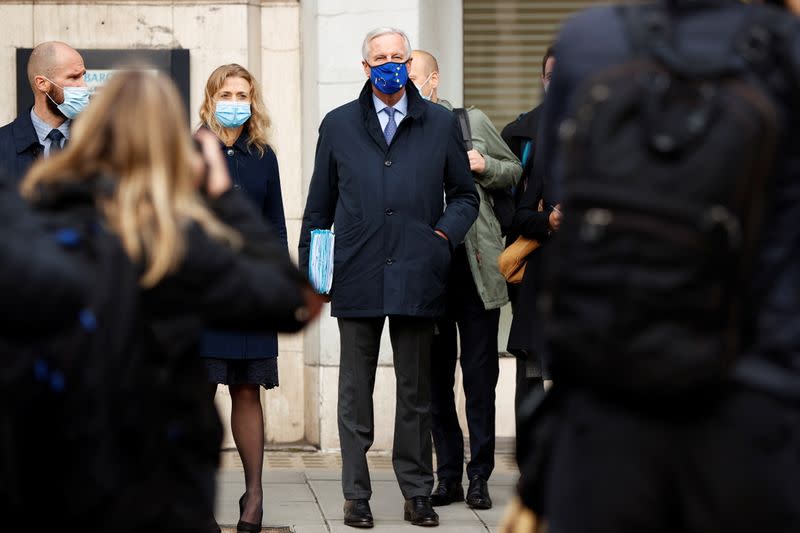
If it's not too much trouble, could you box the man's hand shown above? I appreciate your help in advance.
[467,149,486,174]
[301,286,326,322]
[499,496,541,533]
[548,204,563,232]
[434,230,449,241]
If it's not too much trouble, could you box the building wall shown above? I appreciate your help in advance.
[0,0,517,451]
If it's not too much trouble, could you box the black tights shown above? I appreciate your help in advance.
[211,384,264,523]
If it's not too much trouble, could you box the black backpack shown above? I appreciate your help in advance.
[454,107,517,235]
[542,4,793,399]
[0,186,220,529]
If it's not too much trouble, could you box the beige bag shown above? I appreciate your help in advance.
[498,237,540,284]
[497,200,544,284]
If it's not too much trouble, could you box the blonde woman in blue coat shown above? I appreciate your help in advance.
[198,64,286,533]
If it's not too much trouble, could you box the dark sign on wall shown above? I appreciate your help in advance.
[16,48,190,120]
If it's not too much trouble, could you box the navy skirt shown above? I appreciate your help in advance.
[204,357,279,390]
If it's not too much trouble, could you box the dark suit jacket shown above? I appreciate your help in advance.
[0,111,43,185]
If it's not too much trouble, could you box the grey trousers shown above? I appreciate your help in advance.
[337,316,435,500]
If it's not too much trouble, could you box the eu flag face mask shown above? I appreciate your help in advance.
[215,101,252,128]
[369,62,409,95]
[45,78,89,119]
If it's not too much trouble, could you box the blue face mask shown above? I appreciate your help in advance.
[369,62,409,95]
[45,79,90,119]
[215,101,251,128]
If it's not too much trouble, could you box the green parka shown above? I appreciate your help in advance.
[439,99,523,310]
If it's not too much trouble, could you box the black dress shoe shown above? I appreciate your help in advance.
[465,476,492,509]
[403,496,439,527]
[344,499,374,528]
[430,479,464,506]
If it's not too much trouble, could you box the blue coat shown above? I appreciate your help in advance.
[200,134,288,360]
[299,81,479,318]
[0,111,43,186]
[541,1,800,397]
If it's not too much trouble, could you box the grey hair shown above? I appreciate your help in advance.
[361,27,413,62]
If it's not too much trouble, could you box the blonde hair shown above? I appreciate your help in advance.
[199,64,271,156]
[21,68,241,288]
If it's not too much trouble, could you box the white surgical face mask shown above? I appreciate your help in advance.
[414,72,434,101]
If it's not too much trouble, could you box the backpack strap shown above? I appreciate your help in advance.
[453,108,473,151]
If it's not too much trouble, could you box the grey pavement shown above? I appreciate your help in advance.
[214,452,518,533]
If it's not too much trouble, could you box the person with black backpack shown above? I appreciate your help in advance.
[502,1,800,533]
[3,68,323,533]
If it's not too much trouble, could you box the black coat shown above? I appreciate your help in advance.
[501,104,542,170]
[0,111,43,185]
[0,180,88,337]
[299,81,479,318]
[506,144,555,376]
[1,181,309,528]
[502,105,544,315]
[200,134,287,360]
[20,179,309,356]
[143,187,307,361]
[502,104,541,210]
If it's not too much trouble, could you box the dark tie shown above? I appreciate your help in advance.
[47,129,65,154]
[383,107,397,145]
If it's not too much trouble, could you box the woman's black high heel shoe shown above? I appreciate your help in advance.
[237,492,263,533]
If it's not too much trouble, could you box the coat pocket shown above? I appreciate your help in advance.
[419,224,451,282]
[405,222,451,294]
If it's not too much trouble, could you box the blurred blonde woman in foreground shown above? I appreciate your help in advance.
[198,63,286,533]
[11,68,322,533]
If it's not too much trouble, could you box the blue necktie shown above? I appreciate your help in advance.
[47,129,65,154]
[383,107,397,145]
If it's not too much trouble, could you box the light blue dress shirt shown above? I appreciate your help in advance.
[372,92,408,131]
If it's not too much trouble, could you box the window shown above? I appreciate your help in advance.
[463,0,608,129]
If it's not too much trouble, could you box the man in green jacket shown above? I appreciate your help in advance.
[409,50,522,511]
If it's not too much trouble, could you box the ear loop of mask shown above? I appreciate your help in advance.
[42,76,62,106]
[418,71,434,99]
